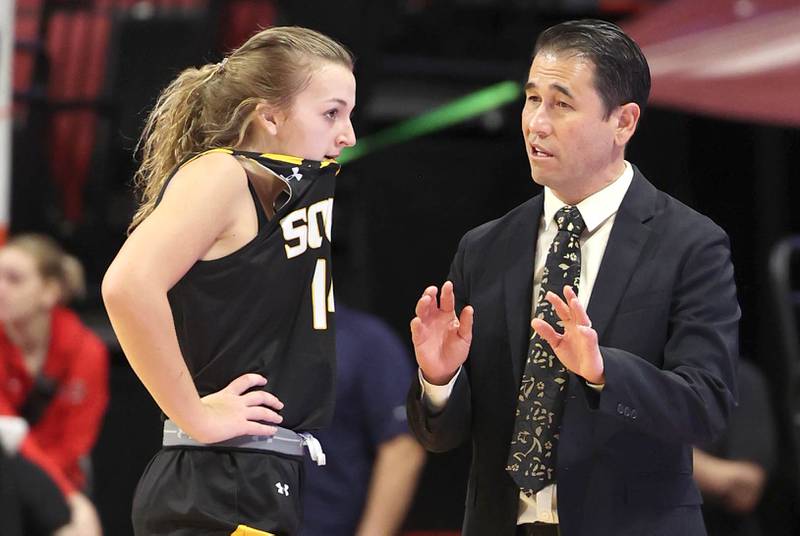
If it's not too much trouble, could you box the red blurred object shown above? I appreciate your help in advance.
[219,0,278,53]
[13,0,210,223]
[600,0,654,16]
[624,0,800,126]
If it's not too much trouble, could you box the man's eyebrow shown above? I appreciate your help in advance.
[523,81,573,99]
[552,83,573,98]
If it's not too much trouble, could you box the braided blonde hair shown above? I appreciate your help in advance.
[129,26,353,232]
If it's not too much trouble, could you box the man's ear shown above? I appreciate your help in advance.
[255,101,280,137]
[614,102,640,147]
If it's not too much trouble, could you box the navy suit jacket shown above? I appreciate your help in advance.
[407,168,739,536]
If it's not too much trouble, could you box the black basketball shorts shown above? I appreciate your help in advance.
[132,447,304,536]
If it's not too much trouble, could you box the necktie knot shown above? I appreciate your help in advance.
[555,205,585,236]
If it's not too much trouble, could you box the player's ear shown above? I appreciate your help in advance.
[254,101,283,137]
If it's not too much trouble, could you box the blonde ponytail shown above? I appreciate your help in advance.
[129,64,219,232]
[128,26,354,233]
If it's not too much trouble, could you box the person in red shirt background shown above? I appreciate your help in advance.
[0,233,108,535]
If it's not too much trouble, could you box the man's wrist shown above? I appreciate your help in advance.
[420,369,457,386]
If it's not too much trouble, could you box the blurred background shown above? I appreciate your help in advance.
[3,0,800,534]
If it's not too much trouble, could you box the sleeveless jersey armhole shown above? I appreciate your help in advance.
[244,177,269,233]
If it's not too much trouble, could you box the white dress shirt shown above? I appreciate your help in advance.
[419,161,634,524]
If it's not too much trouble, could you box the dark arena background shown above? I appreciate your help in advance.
[4,0,800,535]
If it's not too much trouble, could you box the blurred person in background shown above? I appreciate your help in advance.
[0,233,108,535]
[301,304,425,535]
[102,26,356,535]
[1,415,72,536]
[693,358,777,536]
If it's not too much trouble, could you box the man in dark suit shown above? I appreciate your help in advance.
[406,19,739,536]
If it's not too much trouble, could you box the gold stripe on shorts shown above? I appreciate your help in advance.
[230,525,276,536]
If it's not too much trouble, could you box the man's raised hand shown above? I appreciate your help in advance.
[531,285,604,384]
[410,281,474,385]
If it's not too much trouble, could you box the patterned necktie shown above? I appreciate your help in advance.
[506,205,585,495]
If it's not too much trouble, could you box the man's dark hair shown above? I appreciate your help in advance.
[533,19,651,118]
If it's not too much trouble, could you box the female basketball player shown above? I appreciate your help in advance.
[102,26,356,535]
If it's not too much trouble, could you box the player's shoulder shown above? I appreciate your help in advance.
[163,149,248,203]
[175,149,246,184]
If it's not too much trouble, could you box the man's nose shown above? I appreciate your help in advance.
[527,106,553,137]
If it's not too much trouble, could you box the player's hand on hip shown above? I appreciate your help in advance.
[531,285,605,384]
[193,373,284,443]
[410,281,474,385]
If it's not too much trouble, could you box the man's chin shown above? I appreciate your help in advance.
[530,169,549,187]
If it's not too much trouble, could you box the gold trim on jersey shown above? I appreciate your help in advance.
[230,525,276,536]
[179,147,235,168]
[180,148,339,170]
[255,152,339,168]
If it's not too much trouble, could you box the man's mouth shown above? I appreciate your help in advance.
[530,145,553,158]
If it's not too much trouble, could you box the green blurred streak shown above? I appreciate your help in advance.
[338,80,522,165]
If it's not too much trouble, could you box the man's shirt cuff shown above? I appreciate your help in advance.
[586,380,605,392]
[418,367,461,412]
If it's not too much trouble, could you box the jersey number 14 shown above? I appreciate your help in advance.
[311,258,334,330]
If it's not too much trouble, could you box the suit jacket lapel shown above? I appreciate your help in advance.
[504,195,543,383]
[586,168,657,342]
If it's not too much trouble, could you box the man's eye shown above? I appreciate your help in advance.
[557,101,572,109]
[527,95,541,103]
[325,109,339,119]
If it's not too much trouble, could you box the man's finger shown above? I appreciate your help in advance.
[415,293,433,319]
[440,281,456,313]
[577,325,599,347]
[410,317,427,346]
[531,318,561,347]
[563,285,578,303]
[545,291,572,324]
[569,297,592,327]
[458,305,474,344]
[424,285,439,303]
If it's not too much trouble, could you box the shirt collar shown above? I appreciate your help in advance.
[543,161,634,233]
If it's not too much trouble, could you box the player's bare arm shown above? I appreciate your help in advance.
[102,153,284,443]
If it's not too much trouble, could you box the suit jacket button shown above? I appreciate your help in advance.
[624,407,631,417]
[631,409,637,419]
[617,403,624,414]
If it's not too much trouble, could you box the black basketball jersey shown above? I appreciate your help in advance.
[158,148,339,432]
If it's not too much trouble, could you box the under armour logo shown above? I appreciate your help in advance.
[281,167,303,182]
[275,482,290,496]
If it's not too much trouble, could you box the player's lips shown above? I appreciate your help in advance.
[325,153,340,159]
